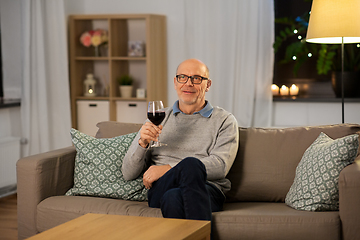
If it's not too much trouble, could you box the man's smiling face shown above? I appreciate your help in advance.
[174,59,211,111]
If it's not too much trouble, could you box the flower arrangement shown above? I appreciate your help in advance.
[80,29,108,48]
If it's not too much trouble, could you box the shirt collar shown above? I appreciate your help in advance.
[172,100,213,118]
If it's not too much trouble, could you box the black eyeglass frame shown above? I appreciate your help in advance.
[175,74,209,85]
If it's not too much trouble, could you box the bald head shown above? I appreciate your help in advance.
[176,59,209,78]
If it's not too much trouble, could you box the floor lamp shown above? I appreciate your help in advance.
[306,0,360,124]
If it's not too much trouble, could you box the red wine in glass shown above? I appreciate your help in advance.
[147,101,167,147]
[147,111,165,126]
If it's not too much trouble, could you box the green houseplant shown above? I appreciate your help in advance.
[274,3,360,97]
[117,75,134,98]
[117,74,134,86]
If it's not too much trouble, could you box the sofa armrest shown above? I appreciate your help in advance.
[16,146,76,239]
[339,157,360,240]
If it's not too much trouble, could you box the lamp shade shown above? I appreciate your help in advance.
[306,0,360,44]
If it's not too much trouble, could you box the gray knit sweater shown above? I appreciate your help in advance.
[122,102,239,194]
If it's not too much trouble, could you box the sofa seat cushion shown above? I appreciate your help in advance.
[36,196,162,233]
[213,202,340,240]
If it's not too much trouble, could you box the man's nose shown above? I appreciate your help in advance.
[185,77,194,86]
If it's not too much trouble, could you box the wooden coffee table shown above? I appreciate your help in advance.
[27,213,211,240]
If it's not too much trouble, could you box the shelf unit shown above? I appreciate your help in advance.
[68,14,167,129]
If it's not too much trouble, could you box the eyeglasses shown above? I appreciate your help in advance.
[176,74,209,85]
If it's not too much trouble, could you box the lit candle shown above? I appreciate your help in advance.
[290,84,299,95]
[280,85,289,96]
[271,84,279,96]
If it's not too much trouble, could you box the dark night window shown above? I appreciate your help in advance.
[273,0,335,98]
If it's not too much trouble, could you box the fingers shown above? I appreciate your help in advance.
[143,168,153,189]
[143,166,157,189]
[143,175,152,189]
[139,122,163,145]
[144,122,162,133]
[142,165,171,189]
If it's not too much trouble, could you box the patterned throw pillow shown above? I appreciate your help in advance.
[285,132,359,211]
[66,128,148,201]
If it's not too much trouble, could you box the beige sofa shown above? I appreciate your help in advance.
[17,122,360,240]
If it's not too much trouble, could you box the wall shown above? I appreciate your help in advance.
[0,107,21,138]
[272,101,360,127]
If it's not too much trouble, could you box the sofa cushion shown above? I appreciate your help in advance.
[37,196,162,233]
[285,132,359,211]
[225,124,360,202]
[212,202,340,240]
[66,129,148,201]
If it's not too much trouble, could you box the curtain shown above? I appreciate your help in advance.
[184,0,274,127]
[21,0,71,156]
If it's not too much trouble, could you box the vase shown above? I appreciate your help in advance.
[100,44,108,56]
[95,46,99,57]
[331,71,360,98]
[119,86,133,98]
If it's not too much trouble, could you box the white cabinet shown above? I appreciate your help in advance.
[272,101,360,127]
[77,100,109,136]
[116,101,147,124]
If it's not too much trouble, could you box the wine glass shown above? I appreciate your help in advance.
[147,101,166,147]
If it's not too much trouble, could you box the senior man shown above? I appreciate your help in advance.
[122,58,239,221]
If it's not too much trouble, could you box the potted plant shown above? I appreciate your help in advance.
[274,5,360,97]
[117,75,134,98]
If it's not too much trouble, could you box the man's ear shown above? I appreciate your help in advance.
[174,77,177,90]
[205,79,212,92]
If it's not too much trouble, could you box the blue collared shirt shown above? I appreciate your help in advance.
[172,100,214,118]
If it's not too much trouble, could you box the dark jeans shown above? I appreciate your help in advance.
[148,157,225,221]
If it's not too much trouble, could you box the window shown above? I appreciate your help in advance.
[273,0,334,98]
